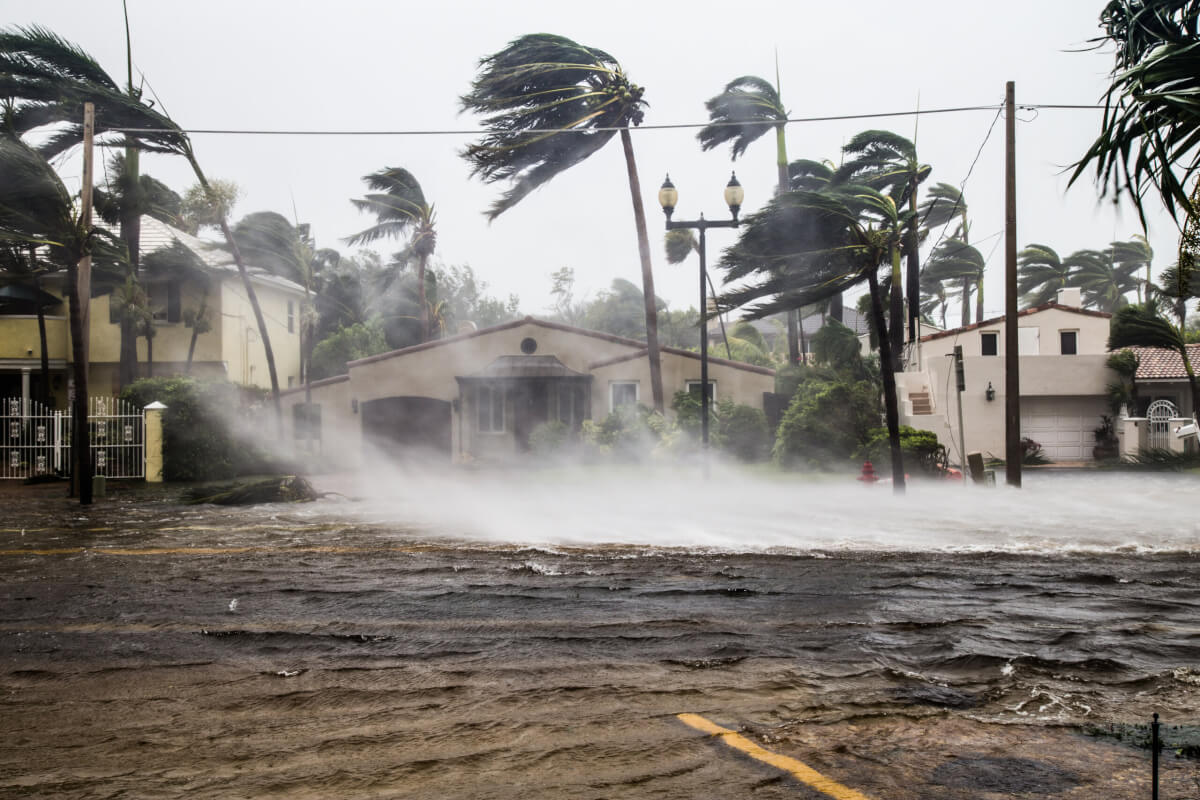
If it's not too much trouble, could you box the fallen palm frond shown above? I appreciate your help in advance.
[183,475,320,505]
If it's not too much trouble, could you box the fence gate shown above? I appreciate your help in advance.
[1146,399,1179,451]
[0,397,145,480]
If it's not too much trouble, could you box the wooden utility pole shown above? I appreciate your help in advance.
[1004,82,1021,488]
[71,102,95,505]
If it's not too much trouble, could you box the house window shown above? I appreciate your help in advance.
[557,384,581,427]
[686,380,716,401]
[287,301,295,333]
[478,385,504,433]
[611,382,638,411]
[980,332,998,356]
[1018,327,1040,355]
[1059,330,1078,355]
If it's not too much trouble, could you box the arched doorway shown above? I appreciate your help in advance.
[361,397,451,462]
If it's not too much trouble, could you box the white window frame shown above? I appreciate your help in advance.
[1059,329,1079,355]
[610,381,639,413]
[477,385,505,433]
[686,380,717,402]
[980,331,999,357]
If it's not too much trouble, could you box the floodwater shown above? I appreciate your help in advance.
[0,469,1198,798]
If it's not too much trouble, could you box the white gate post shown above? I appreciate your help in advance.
[144,401,166,483]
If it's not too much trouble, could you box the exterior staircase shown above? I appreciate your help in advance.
[908,391,934,415]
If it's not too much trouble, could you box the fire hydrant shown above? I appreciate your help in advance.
[857,461,878,484]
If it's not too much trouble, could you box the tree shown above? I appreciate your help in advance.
[0,242,59,403]
[698,74,804,362]
[918,182,980,324]
[460,33,665,412]
[1017,244,1100,308]
[435,262,521,329]
[0,130,126,504]
[1072,0,1200,225]
[663,228,731,358]
[1109,235,1155,302]
[1072,246,1142,311]
[717,186,912,492]
[923,238,986,326]
[835,130,931,363]
[0,25,286,430]
[346,167,437,341]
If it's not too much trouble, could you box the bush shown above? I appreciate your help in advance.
[714,401,771,462]
[773,375,880,469]
[581,405,665,461]
[854,425,947,476]
[310,320,388,380]
[528,420,570,455]
[121,377,284,481]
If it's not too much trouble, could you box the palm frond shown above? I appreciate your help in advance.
[697,74,785,159]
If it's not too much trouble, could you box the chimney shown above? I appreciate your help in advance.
[1055,287,1082,307]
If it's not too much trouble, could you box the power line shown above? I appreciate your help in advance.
[108,102,1103,138]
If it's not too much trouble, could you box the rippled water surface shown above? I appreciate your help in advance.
[0,470,1197,798]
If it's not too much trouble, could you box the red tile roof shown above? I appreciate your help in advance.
[1128,344,1200,380]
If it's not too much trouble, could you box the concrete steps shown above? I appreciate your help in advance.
[909,391,934,415]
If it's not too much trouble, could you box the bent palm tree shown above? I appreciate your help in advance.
[1018,244,1079,307]
[717,185,912,492]
[460,33,665,411]
[0,25,285,428]
[919,183,979,323]
[835,130,931,365]
[1071,0,1200,224]
[923,238,985,326]
[346,167,436,341]
[1072,247,1142,311]
[699,74,805,361]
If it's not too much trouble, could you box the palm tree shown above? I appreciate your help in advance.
[923,237,986,326]
[142,240,210,373]
[1071,0,1200,225]
[1108,235,1155,302]
[1072,247,1142,311]
[0,25,286,428]
[698,74,804,362]
[1017,244,1085,307]
[0,131,125,504]
[460,33,665,412]
[918,183,980,323]
[346,167,436,341]
[717,185,913,492]
[834,131,931,366]
[0,243,58,403]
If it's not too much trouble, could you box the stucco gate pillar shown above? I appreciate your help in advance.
[144,401,167,483]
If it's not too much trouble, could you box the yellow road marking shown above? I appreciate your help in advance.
[677,713,874,800]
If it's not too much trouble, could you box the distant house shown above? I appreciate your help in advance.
[717,308,870,362]
[896,288,1115,462]
[280,317,776,467]
[0,216,305,407]
[1125,343,1200,418]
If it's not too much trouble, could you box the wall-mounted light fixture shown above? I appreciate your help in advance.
[985,382,996,402]
[351,398,359,414]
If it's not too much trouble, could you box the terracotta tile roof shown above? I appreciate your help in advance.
[919,302,1112,343]
[1127,344,1200,380]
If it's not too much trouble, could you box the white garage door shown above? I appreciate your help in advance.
[1021,397,1107,461]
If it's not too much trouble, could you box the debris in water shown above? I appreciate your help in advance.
[275,669,305,678]
[184,475,321,505]
[228,599,239,613]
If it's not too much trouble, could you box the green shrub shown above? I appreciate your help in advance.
[714,400,771,462]
[121,377,285,481]
[773,375,880,469]
[529,420,570,454]
[581,405,665,461]
[310,319,388,380]
[854,425,947,476]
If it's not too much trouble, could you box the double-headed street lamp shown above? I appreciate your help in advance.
[658,172,744,454]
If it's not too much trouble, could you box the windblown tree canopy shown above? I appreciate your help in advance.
[459,32,665,411]
[1072,0,1200,224]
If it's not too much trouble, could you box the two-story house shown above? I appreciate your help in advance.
[896,288,1115,462]
[0,216,305,409]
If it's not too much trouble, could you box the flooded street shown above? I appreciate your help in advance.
[1,470,1198,798]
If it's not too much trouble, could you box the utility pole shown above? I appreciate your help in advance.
[1004,81,1021,487]
[70,102,95,505]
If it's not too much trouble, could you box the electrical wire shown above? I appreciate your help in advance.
[107,102,1101,138]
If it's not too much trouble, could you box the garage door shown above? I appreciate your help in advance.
[1020,397,1107,461]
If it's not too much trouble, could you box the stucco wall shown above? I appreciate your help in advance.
[279,377,360,471]
[219,277,303,390]
[0,316,69,361]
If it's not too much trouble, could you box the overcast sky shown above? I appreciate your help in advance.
[3,1,1180,321]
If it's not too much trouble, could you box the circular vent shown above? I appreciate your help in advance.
[520,337,538,354]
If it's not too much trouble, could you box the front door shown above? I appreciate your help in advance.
[512,381,549,451]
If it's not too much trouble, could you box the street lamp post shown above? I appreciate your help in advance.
[658,172,744,457]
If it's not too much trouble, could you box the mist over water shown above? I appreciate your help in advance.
[326,468,1200,555]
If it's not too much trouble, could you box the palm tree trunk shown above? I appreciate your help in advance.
[1179,344,1200,418]
[774,122,804,365]
[906,190,920,342]
[961,277,972,326]
[619,127,664,413]
[829,292,843,323]
[185,287,208,374]
[868,267,905,494]
[417,252,429,342]
[889,246,904,371]
[118,145,141,388]
[975,275,985,324]
[186,155,283,436]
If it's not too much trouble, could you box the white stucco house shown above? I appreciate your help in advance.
[896,288,1116,463]
[279,317,776,468]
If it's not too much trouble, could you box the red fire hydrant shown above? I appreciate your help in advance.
[857,461,878,484]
